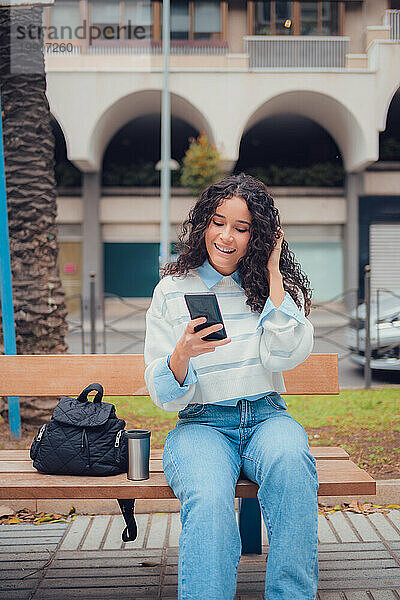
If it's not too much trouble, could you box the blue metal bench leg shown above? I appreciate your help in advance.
[238,498,262,554]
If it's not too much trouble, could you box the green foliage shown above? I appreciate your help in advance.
[102,161,183,187]
[180,133,224,196]
[246,162,344,187]
[285,388,399,432]
[380,137,400,161]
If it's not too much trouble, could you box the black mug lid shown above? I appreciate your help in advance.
[126,429,151,439]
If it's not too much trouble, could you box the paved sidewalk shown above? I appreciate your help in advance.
[1,510,400,599]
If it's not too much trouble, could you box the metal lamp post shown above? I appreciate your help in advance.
[159,0,171,273]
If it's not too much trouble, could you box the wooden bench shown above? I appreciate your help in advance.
[0,353,376,554]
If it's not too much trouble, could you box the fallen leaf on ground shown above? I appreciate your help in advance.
[318,502,393,516]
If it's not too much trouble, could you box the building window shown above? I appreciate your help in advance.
[48,0,80,40]
[90,0,121,41]
[170,0,189,40]
[322,2,339,36]
[194,2,221,39]
[253,1,342,37]
[165,1,222,41]
[301,2,318,35]
[124,1,153,39]
[254,2,271,35]
[275,1,294,35]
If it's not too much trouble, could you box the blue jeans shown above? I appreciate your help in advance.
[163,394,319,600]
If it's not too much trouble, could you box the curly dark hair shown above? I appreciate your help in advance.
[161,173,313,316]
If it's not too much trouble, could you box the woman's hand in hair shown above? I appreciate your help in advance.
[267,227,284,275]
[169,318,231,385]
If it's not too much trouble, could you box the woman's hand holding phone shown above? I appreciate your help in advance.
[178,317,231,359]
[169,318,231,386]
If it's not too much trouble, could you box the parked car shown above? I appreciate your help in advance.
[344,292,400,371]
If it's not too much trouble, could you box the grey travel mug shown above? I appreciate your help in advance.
[126,429,151,480]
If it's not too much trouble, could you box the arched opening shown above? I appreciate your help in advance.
[234,114,344,187]
[235,108,346,302]
[102,114,199,187]
[379,88,400,161]
[88,89,213,172]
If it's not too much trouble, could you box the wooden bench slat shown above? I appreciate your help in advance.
[0,459,163,473]
[0,353,339,395]
[0,459,376,499]
[0,446,350,465]
[149,447,350,460]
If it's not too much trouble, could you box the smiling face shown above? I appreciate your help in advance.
[204,196,252,276]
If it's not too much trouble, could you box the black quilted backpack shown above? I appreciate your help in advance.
[30,383,128,476]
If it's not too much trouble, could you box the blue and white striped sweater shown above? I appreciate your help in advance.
[144,261,314,412]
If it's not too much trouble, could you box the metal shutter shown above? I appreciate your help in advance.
[369,222,400,299]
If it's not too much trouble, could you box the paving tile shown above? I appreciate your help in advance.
[345,513,381,542]
[386,510,400,532]
[52,556,161,569]
[318,581,400,590]
[0,536,60,545]
[367,513,400,541]
[35,587,159,599]
[103,515,125,550]
[344,593,371,600]
[0,591,33,600]
[319,558,397,571]
[168,512,180,548]
[81,515,111,550]
[319,567,400,580]
[40,575,160,588]
[0,552,54,562]
[59,516,91,551]
[0,523,68,537]
[146,513,168,548]
[318,542,386,552]
[318,515,338,543]
[0,543,59,553]
[0,578,40,592]
[0,530,65,540]
[391,541,400,549]
[0,559,48,571]
[47,564,161,578]
[319,550,390,561]
[370,591,398,599]
[326,512,359,543]
[58,548,162,559]
[318,593,345,600]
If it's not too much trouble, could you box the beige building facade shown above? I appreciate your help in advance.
[43,0,400,309]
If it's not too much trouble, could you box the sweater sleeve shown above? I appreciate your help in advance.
[144,283,197,410]
[257,291,314,371]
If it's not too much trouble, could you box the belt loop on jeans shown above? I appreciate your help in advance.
[240,398,246,428]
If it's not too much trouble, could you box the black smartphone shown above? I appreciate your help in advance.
[184,293,227,341]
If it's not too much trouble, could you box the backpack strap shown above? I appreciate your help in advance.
[77,383,104,403]
[117,499,138,542]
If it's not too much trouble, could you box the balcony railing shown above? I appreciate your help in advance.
[44,40,228,56]
[244,36,349,69]
[385,9,400,41]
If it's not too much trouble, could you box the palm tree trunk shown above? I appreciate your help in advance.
[0,5,68,426]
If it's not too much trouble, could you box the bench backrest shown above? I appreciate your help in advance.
[0,353,339,396]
